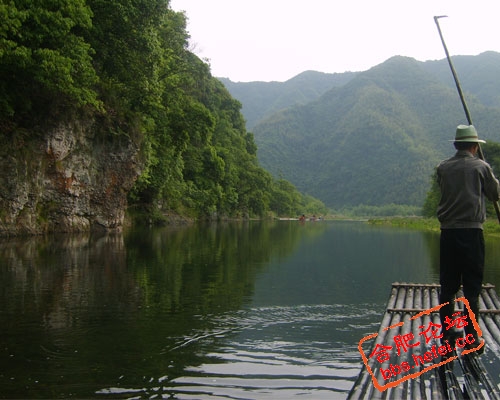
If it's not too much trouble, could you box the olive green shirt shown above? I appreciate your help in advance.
[437,150,500,229]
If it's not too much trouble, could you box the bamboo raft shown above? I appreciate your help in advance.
[348,283,500,399]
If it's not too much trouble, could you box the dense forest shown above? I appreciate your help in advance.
[223,54,500,213]
[0,0,327,228]
[220,71,357,129]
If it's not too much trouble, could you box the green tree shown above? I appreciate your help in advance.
[269,179,302,216]
[301,194,329,216]
[0,0,100,122]
[86,0,168,111]
[422,169,440,218]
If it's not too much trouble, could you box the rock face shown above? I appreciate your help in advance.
[0,119,142,236]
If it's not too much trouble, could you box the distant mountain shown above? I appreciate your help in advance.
[238,54,500,209]
[422,51,500,108]
[219,71,357,129]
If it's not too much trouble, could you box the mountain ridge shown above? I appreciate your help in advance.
[219,70,358,129]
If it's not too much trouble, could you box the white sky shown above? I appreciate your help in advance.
[169,0,500,82]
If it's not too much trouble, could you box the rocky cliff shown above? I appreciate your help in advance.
[0,119,142,236]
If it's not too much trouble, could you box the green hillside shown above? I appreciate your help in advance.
[422,52,500,108]
[250,55,500,209]
[220,71,357,129]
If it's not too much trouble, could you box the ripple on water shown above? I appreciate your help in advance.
[97,303,382,399]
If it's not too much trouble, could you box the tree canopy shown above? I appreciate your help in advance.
[0,0,100,119]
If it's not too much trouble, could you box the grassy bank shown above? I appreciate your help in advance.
[368,217,500,237]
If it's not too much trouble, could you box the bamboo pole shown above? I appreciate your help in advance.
[434,16,500,224]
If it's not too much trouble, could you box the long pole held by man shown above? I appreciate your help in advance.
[434,15,500,223]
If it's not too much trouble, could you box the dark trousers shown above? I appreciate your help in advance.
[439,229,484,338]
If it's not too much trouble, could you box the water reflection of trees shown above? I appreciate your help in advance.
[0,221,318,324]
[124,220,328,315]
[422,229,500,289]
[0,233,133,326]
[0,221,320,398]
[485,236,500,287]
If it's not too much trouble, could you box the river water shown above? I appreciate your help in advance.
[1,220,500,399]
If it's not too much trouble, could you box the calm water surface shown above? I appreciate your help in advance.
[1,220,500,399]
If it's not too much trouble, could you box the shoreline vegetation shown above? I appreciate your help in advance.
[367,217,500,237]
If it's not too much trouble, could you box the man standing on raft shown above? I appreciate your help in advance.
[437,124,500,353]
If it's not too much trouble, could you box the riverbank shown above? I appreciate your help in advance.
[368,217,500,237]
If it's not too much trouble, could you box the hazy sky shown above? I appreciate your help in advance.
[169,0,500,82]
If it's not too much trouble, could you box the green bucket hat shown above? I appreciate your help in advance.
[453,124,486,143]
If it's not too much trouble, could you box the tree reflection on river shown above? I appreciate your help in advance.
[1,220,500,399]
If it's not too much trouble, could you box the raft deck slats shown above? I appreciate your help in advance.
[386,308,500,314]
[348,283,500,400]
